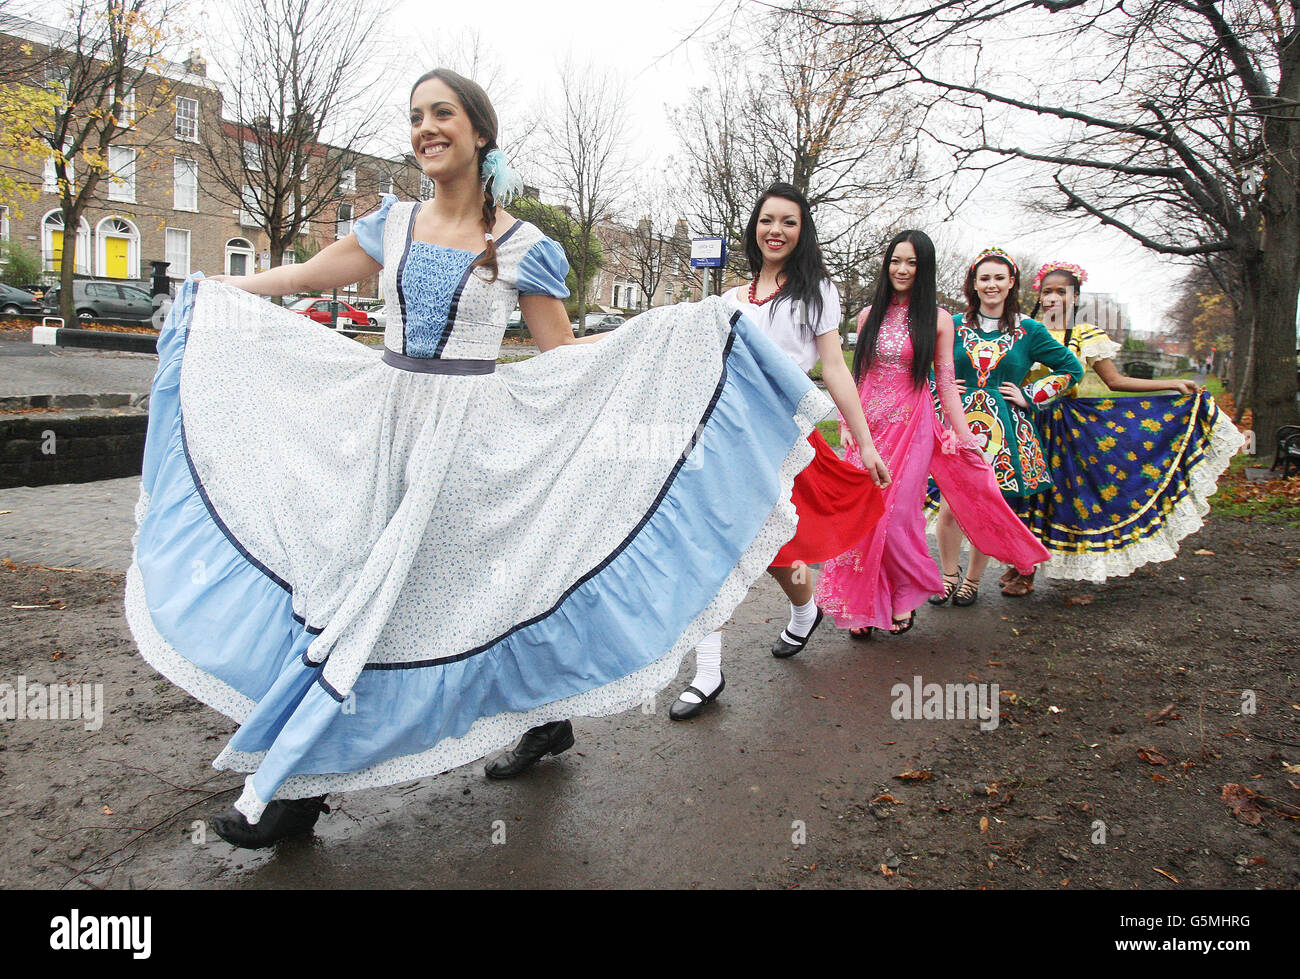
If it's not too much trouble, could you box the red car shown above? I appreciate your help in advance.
[288,297,375,328]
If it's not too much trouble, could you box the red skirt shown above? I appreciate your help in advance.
[772,430,886,567]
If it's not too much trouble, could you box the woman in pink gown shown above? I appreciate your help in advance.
[816,231,1048,636]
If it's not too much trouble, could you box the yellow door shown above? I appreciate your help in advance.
[50,230,64,272]
[105,237,128,278]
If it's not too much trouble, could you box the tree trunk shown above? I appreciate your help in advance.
[57,200,82,325]
[1250,48,1300,452]
[1251,206,1300,450]
[576,240,589,336]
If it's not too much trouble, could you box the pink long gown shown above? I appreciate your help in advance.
[815,302,1048,630]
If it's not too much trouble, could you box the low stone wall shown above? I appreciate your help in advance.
[0,409,148,488]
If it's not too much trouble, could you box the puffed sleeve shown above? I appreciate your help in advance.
[351,194,398,264]
[1074,322,1122,369]
[517,237,571,298]
[811,278,842,335]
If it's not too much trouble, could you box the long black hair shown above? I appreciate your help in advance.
[743,182,829,337]
[852,230,938,388]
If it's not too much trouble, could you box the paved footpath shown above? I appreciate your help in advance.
[0,343,157,398]
[0,476,139,571]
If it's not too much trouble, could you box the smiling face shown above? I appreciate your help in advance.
[754,196,802,269]
[409,77,483,184]
[974,260,1015,314]
[889,240,918,298]
[1038,272,1076,323]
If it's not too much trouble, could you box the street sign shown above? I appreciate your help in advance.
[689,237,726,268]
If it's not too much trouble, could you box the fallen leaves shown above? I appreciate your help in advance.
[1137,747,1170,766]
[979,816,989,834]
[870,793,902,805]
[1222,783,1262,825]
[1153,868,1180,884]
[1065,594,1095,606]
[894,769,934,782]
[10,601,65,610]
[1192,548,1215,556]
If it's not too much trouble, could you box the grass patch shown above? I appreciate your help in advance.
[809,350,854,383]
[1211,454,1300,526]
[816,419,840,447]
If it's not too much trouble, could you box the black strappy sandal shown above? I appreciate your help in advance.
[928,567,963,606]
[890,611,917,635]
[952,578,980,607]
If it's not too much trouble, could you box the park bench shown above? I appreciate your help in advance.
[1273,425,1300,479]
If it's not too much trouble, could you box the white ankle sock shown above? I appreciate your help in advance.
[679,631,722,704]
[785,597,818,640]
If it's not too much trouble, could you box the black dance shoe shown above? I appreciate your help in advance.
[484,719,575,779]
[210,795,330,849]
[669,674,725,720]
[771,607,824,658]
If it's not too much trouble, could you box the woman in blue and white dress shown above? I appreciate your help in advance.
[125,68,834,846]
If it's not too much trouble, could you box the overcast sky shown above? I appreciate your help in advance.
[27,0,1185,333]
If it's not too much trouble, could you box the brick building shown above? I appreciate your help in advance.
[590,215,701,312]
[0,13,411,302]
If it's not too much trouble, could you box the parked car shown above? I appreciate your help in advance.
[844,331,858,349]
[43,280,155,321]
[354,299,386,330]
[570,313,625,334]
[0,283,43,317]
[288,297,375,328]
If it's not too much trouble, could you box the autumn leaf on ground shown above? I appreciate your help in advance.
[878,864,895,877]
[1147,704,1180,722]
[979,816,989,834]
[1066,594,1095,606]
[1222,783,1263,825]
[1282,762,1300,775]
[1193,548,1215,556]
[893,769,934,781]
[1137,748,1169,766]
[871,793,902,805]
[101,805,114,815]
[1153,868,1180,884]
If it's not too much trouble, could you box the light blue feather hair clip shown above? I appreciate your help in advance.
[481,148,524,204]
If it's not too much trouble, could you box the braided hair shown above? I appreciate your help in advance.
[410,68,501,281]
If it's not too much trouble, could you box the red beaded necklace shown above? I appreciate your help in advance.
[748,274,786,307]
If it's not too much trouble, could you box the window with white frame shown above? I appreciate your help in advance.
[173,158,198,211]
[239,184,261,227]
[175,96,199,140]
[164,227,190,279]
[0,205,9,244]
[381,176,395,195]
[43,143,74,194]
[119,89,136,126]
[419,172,434,199]
[243,140,262,172]
[339,168,356,193]
[107,146,136,202]
[336,202,353,238]
[287,193,309,234]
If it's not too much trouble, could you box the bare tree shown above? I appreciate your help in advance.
[203,0,393,271]
[6,1,186,321]
[623,181,689,309]
[785,0,1300,441]
[541,58,632,332]
[673,2,928,299]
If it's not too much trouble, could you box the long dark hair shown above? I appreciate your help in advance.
[410,68,501,281]
[962,251,1021,333]
[743,182,829,337]
[852,230,938,388]
[1031,268,1082,348]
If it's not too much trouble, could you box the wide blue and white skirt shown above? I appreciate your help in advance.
[125,278,832,821]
